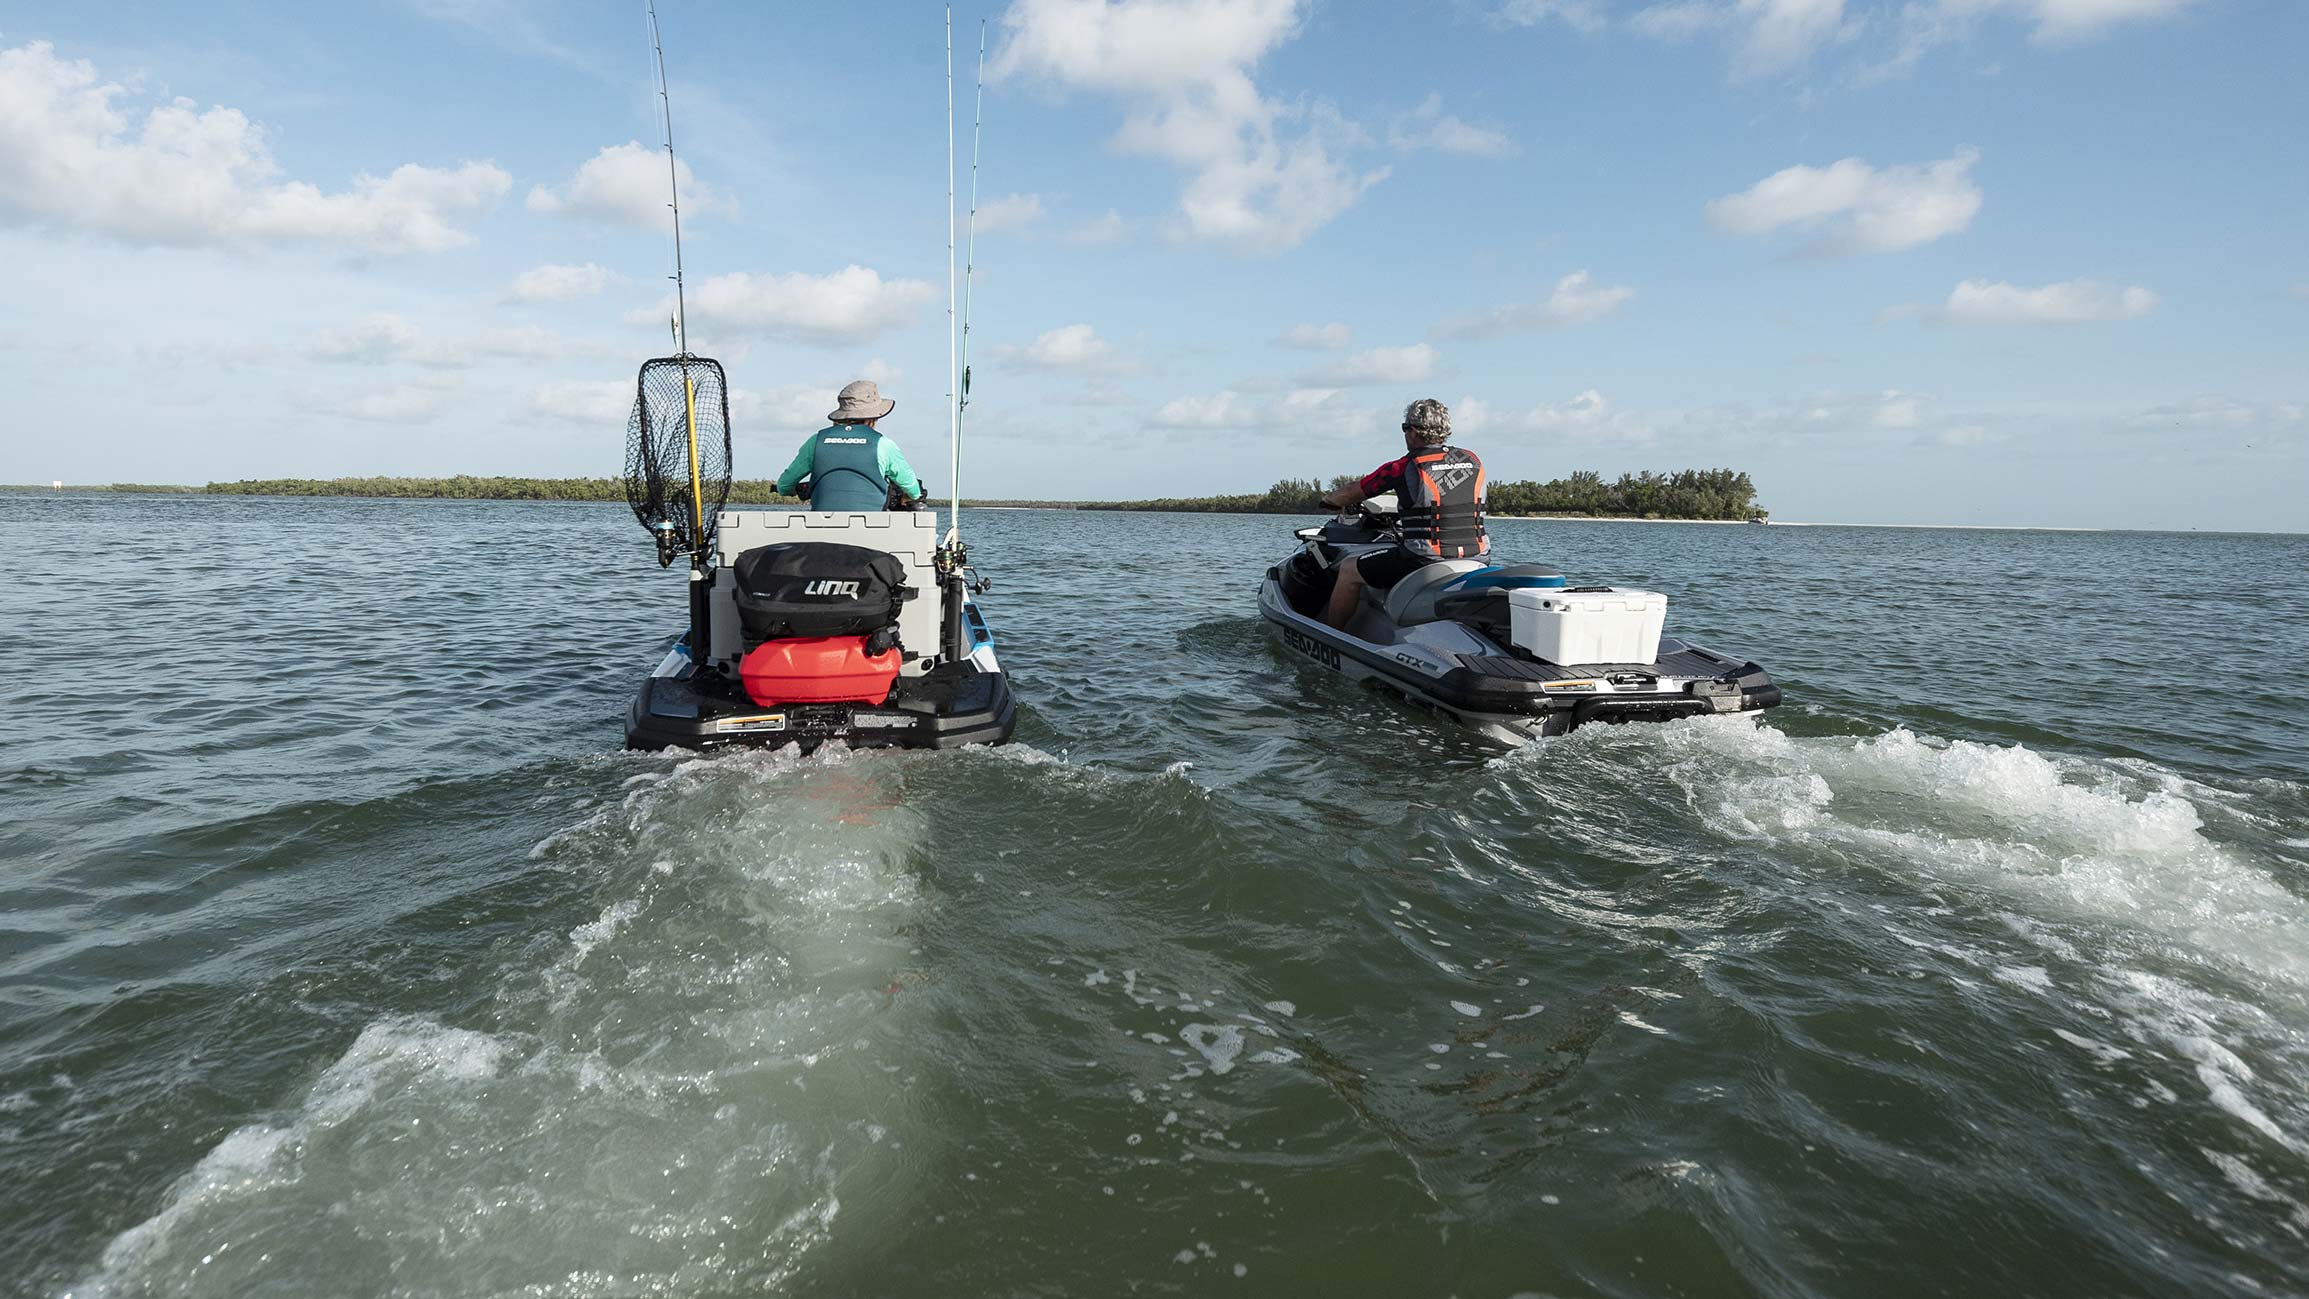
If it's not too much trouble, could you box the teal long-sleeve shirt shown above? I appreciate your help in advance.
[774,426,922,500]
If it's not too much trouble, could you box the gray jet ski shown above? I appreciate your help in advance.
[1256,496,1781,743]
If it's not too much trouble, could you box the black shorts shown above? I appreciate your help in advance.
[1355,545,1442,591]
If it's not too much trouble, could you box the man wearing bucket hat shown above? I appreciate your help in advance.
[1315,398,1489,630]
[774,379,925,512]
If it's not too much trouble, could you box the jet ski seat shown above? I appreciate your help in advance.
[1392,562,1568,627]
[1383,559,1488,626]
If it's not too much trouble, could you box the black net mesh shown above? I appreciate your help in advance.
[623,355,734,563]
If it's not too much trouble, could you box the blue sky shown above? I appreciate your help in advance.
[0,0,2301,529]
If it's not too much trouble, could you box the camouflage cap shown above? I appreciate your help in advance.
[1402,397,1451,445]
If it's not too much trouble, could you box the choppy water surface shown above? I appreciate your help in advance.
[3,494,2306,1298]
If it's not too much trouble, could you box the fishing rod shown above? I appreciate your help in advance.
[622,1,730,683]
[955,19,985,548]
[944,8,960,549]
[648,0,689,359]
[645,0,704,559]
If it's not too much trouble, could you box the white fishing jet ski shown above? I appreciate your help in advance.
[626,505,1015,752]
[614,357,1013,754]
[1257,496,1780,743]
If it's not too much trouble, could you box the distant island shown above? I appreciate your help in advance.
[13,476,807,504]
[14,468,1765,520]
[1076,469,1766,521]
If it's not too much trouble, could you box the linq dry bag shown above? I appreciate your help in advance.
[730,542,912,640]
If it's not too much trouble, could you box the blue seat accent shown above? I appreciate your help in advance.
[1441,565,1566,594]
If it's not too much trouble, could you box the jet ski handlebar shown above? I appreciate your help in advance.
[1301,497,1402,546]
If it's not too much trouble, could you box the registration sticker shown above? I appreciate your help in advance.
[715,713,788,734]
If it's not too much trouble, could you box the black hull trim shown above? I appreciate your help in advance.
[625,663,1017,752]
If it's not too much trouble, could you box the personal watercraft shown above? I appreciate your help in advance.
[616,18,1017,754]
[1257,497,1780,743]
[625,505,1015,752]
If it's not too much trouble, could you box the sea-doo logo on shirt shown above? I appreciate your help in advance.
[825,437,870,445]
[1432,463,1475,494]
[804,580,861,598]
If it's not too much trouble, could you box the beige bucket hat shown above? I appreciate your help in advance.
[828,379,896,423]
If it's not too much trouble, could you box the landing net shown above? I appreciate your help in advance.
[623,355,732,565]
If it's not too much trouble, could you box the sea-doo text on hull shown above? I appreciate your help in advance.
[1258,499,1780,744]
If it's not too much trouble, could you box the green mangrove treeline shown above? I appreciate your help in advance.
[49,476,805,504]
[28,467,1765,518]
[1080,468,1766,520]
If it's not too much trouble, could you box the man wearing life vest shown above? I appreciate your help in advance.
[775,379,925,512]
[1316,398,1488,630]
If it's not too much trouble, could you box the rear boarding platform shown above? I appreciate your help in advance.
[626,509,1015,751]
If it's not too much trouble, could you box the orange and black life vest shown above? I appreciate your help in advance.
[1398,445,1489,559]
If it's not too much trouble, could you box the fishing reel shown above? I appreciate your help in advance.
[649,519,683,568]
[935,540,993,594]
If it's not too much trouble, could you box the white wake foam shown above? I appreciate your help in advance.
[1596,718,2309,1169]
[1648,721,2309,992]
[71,747,933,1297]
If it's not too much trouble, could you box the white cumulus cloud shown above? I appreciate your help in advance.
[527,141,727,231]
[1872,389,1926,427]
[972,192,1045,233]
[311,313,426,366]
[1149,385,1374,435]
[1493,0,1608,31]
[1449,395,1496,434]
[1631,0,1852,79]
[1066,209,1131,245]
[730,383,845,435]
[1945,277,2159,323]
[1388,94,1515,157]
[657,266,938,346]
[1433,270,1635,339]
[717,364,905,435]
[992,0,1387,252]
[1277,322,1353,350]
[1706,148,1981,255]
[1520,389,1654,443]
[317,382,455,424]
[996,322,1131,372]
[531,378,631,426]
[1304,343,1438,386]
[312,313,602,367]
[1151,390,1246,428]
[507,261,617,303]
[1939,0,2198,41]
[1886,278,2159,324]
[0,41,508,254]
[1868,0,2198,81]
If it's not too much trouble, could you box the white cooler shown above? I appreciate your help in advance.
[1508,587,1668,666]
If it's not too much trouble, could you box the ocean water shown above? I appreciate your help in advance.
[2,492,2305,1298]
